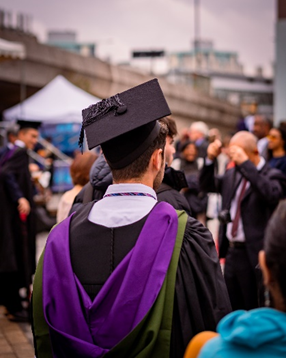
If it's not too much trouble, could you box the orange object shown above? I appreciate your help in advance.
[184,331,218,358]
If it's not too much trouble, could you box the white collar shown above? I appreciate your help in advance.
[88,183,157,228]
[256,156,265,171]
[15,139,26,148]
[104,183,157,199]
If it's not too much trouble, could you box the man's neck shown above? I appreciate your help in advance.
[113,179,154,190]
[113,172,154,189]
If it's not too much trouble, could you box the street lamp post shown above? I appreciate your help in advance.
[194,0,200,72]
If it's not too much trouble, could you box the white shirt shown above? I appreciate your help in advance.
[257,137,269,157]
[88,183,157,228]
[244,115,254,132]
[226,157,265,242]
[57,185,83,223]
[14,139,26,148]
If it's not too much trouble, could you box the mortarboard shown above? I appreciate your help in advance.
[17,120,41,131]
[80,78,171,169]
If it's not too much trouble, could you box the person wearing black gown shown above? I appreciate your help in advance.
[32,80,231,358]
[0,120,40,321]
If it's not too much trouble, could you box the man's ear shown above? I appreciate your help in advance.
[259,251,271,286]
[152,148,163,171]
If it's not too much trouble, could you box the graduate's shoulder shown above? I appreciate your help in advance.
[69,199,97,225]
[182,215,216,255]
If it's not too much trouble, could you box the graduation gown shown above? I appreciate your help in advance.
[33,200,231,358]
[0,146,36,287]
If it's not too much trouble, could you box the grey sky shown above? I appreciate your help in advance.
[0,0,276,76]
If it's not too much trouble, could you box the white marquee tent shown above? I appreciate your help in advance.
[3,75,101,123]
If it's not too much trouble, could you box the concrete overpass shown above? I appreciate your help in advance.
[0,27,241,134]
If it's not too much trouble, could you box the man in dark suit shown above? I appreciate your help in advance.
[200,131,286,310]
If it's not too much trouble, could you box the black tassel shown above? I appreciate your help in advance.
[78,94,126,150]
[78,126,85,153]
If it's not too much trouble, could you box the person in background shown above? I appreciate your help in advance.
[156,117,191,214]
[178,141,204,173]
[178,141,207,224]
[57,151,97,223]
[0,125,19,164]
[189,121,209,159]
[36,137,56,190]
[196,199,286,358]
[200,131,286,311]
[70,152,113,214]
[208,128,231,174]
[252,114,272,160]
[236,116,249,132]
[221,134,235,171]
[174,127,190,159]
[244,114,255,132]
[0,120,40,322]
[205,129,229,241]
[267,126,286,176]
[208,128,221,143]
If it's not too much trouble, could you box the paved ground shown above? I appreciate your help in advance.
[0,306,34,358]
[0,231,49,358]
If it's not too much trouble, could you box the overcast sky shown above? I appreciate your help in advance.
[1,0,276,76]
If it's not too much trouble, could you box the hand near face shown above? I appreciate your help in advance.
[229,145,249,165]
[207,139,222,161]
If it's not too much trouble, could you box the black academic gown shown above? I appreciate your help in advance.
[0,147,36,301]
[70,202,231,358]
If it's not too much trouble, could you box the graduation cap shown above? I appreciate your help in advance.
[17,120,41,130]
[80,78,171,169]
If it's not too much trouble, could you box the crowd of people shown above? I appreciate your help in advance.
[0,78,286,358]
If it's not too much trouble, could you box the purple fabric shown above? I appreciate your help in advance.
[43,201,178,358]
[0,146,18,167]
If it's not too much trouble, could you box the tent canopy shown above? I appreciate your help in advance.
[3,75,101,124]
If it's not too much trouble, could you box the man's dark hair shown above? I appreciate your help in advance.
[264,199,286,305]
[256,114,273,130]
[265,116,273,130]
[19,127,38,134]
[159,116,178,138]
[7,126,19,138]
[112,123,168,182]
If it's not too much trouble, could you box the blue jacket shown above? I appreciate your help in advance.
[199,308,286,358]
